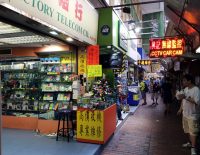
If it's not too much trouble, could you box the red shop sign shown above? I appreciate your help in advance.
[87,45,99,65]
[149,38,185,58]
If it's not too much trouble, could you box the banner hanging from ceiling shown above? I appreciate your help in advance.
[149,38,185,58]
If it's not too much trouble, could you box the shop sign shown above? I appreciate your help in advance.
[87,65,102,77]
[149,38,185,58]
[137,60,152,65]
[87,45,99,65]
[78,49,87,75]
[77,110,104,141]
[0,0,98,45]
[61,53,76,64]
[101,25,110,36]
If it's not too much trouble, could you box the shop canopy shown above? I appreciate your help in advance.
[165,0,200,51]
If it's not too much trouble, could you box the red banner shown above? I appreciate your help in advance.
[87,45,99,65]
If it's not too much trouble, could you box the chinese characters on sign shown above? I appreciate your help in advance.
[149,38,184,58]
[87,65,102,78]
[77,110,104,141]
[58,0,83,21]
[59,0,69,12]
[78,50,87,75]
[75,0,83,21]
[137,60,152,65]
[87,45,99,65]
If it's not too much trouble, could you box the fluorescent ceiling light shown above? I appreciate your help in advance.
[196,46,200,53]
[0,35,51,44]
[0,22,24,34]
[66,37,73,42]
[49,31,58,36]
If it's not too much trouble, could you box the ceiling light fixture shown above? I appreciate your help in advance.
[66,37,73,42]
[49,31,58,36]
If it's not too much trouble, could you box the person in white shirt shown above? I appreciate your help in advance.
[177,74,200,155]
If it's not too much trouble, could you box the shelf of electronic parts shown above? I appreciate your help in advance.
[3,109,40,114]
[40,62,60,64]
[11,88,40,90]
[41,91,72,93]
[41,81,72,83]
[41,100,70,102]
[2,69,38,72]
[5,98,40,101]
[6,78,40,80]
[40,72,73,75]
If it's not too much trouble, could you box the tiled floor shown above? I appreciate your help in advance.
[2,129,100,155]
[2,106,138,155]
[101,93,193,155]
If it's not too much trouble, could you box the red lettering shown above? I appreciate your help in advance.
[59,0,69,12]
[75,1,83,21]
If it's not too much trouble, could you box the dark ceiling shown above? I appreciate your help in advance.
[165,0,200,51]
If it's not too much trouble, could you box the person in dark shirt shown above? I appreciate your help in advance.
[161,77,173,115]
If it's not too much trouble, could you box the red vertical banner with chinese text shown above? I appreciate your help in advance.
[87,45,99,65]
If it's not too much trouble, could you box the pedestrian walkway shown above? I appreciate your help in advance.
[101,93,191,155]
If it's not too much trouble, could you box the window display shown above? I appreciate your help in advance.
[1,55,77,119]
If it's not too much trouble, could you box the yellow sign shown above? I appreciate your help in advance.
[61,53,76,64]
[133,94,139,101]
[77,110,104,141]
[87,65,102,77]
[78,50,87,75]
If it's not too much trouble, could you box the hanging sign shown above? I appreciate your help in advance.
[138,60,152,65]
[87,65,102,77]
[78,49,87,75]
[87,45,99,65]
[77,109,104,141]
[149,38,185,58]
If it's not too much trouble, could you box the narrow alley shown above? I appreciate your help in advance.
[101,94,192,155]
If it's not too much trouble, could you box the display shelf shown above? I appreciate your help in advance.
[41,91,72,93]
[40,62,60,64]
[11,88,40,90]
[3,109,40,114]
[3,69,38,72]
[41,81,72,83]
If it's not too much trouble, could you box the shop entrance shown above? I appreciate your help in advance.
[0,19,78,134]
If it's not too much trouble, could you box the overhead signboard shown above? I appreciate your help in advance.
[0,0,98,45]
[149,38,185,58]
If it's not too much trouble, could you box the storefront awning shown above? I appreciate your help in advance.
[165,0,200,51]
